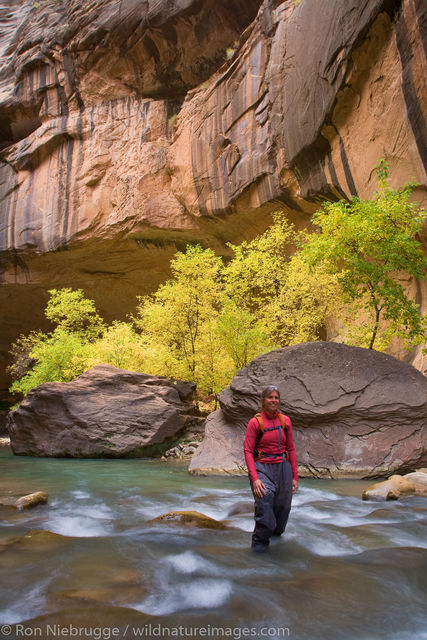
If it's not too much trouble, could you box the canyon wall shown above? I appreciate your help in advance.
[0,0,426,395]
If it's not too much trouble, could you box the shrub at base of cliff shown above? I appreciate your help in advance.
[188,342,427,478]
[7,365,196,458]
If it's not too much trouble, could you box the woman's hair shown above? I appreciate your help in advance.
[261,385,280,400]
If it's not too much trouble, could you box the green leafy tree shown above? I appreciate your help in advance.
[216,300,272,369]
[224,212,297,313]
[196,317,235,395]
[8,289,105,397]
[224,211,341,346]
[135,245,228,393]
[302,160,427,350]
[265,253,343,345]
[45,288,105,339]
[9,329,89,396]
[85,321,146,371]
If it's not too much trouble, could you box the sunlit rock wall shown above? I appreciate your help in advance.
[0,0,426,395]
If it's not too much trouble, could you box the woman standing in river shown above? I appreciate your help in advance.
[244,385,298,552]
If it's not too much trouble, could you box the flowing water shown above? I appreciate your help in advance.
[0,447,426,640]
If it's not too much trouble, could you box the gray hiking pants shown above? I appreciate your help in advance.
[252,459,293,547]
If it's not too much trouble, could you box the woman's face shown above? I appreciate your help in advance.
[262,391,280,414]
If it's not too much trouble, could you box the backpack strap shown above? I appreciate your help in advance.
[254,412,264,433]
[254,412,288,461]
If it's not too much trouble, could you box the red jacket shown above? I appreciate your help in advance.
[244,409,298,483]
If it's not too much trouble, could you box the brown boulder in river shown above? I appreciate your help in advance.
[7,365,195,457]
[189,342,427,479]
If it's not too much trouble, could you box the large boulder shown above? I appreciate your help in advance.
[7,365,195,457]
[189,342,427,478]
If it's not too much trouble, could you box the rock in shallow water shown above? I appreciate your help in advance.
[362,471,427,501]
[7,365,195,458]
[150,510,228,530]
[14,492,48,510]
[0,530,69,552]
[189,342,427,478]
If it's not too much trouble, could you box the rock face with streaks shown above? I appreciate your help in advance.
[0,0,426,395]
[189,342,427,478]
[7,364,196,457]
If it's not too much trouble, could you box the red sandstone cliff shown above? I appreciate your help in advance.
[0,0,426,395]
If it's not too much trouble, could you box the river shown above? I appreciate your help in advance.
[0,448,426,640]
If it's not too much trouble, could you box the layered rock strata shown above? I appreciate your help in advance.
[7,364,196,457]
[189,342,427,478]
[0,0,426,394]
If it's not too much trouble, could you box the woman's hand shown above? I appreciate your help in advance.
[292,479,299,494]
[252,478,266,498]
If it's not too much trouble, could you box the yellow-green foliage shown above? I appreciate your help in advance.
[85,321,146,371]
[45,288,105,339]
[223,212,341,346]
[302,161,427,350]
[216,300,272,371]
[264,253,342,346]
[8,167,426,398]
[7,331,45,382]
[224,212,296,313]
[10,329,89,396]
[9,288,108,396]
[134,245,233,394]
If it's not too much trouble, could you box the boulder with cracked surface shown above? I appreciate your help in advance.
[189,342,427,478]
[7,364,195,457]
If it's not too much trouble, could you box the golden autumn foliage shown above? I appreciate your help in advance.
[8,166,426,398]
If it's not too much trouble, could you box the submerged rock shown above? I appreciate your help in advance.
[21,530,67,544]
[14,491,48,510]
[226,502,253,517]
[8,365,195,458]
[189,342,427,478]
[0,529,69,552]
[54,583,146,607]
[150,510,228,530]
[10,605,151,636]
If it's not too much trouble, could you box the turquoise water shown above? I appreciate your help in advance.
[0,447,426,640]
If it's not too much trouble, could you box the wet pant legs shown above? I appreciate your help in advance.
[252,460,293,550]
